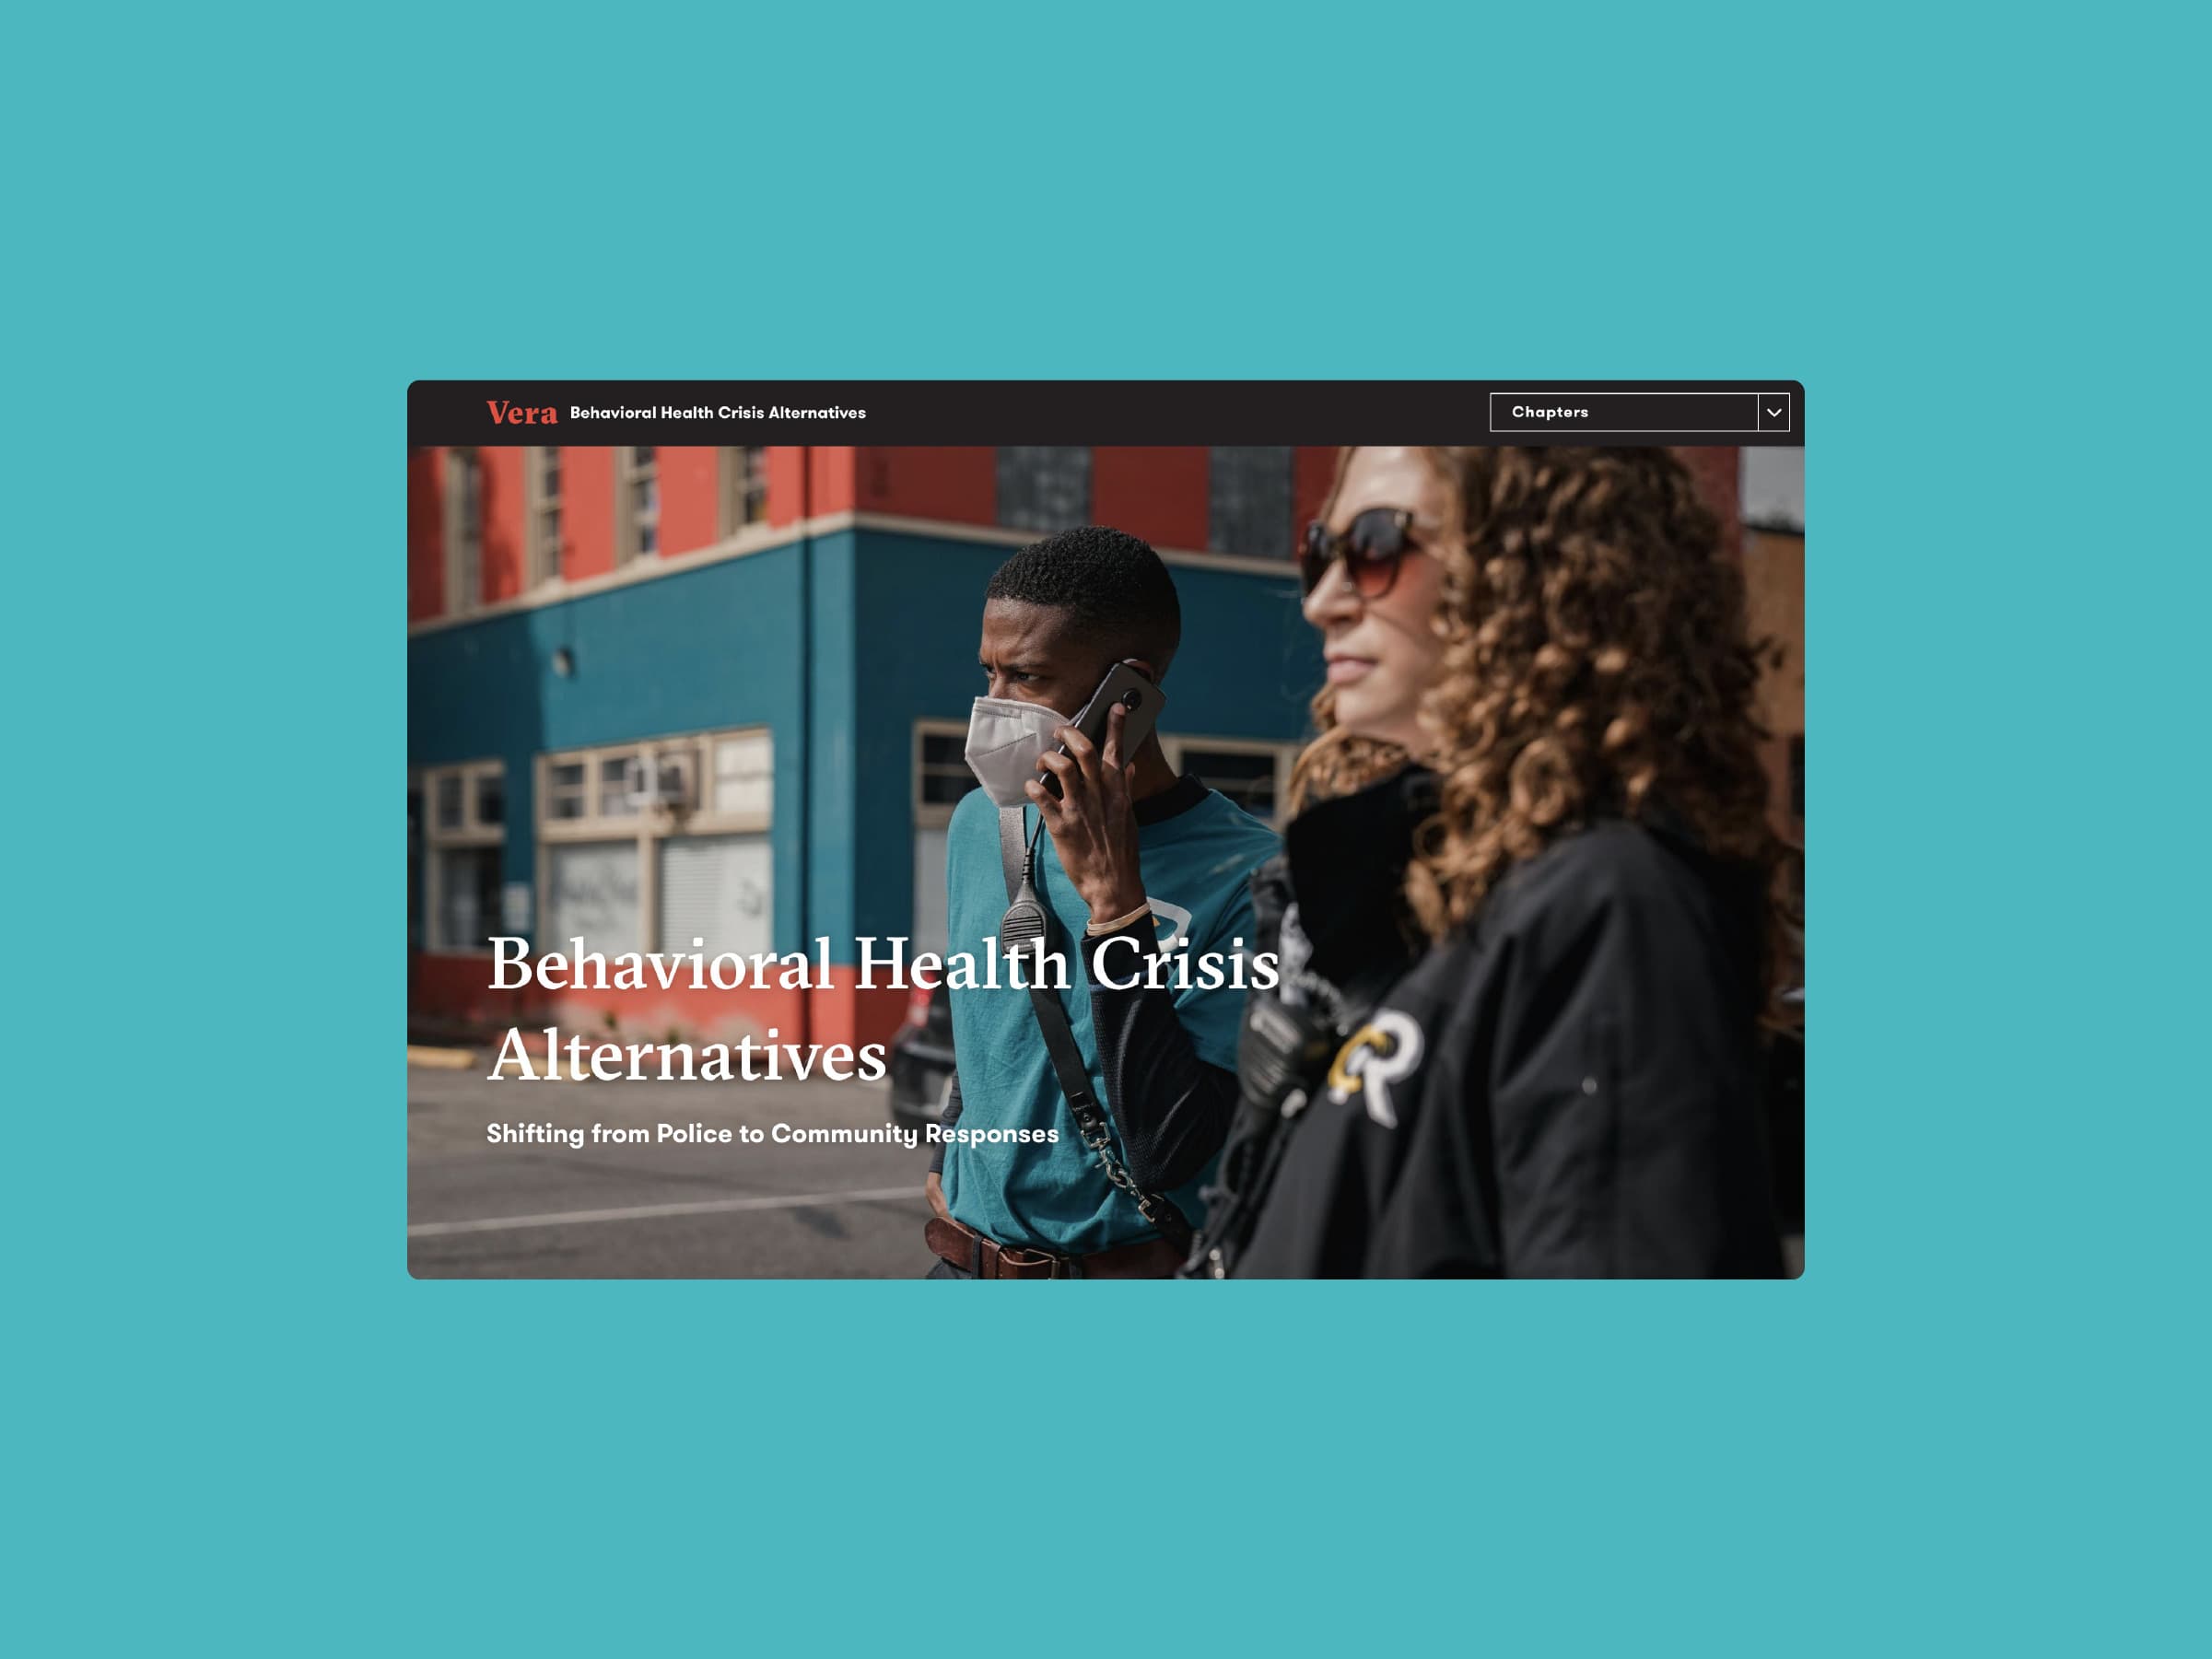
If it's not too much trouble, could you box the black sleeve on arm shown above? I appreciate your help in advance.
[1488,841,1780,1279]
[927,1073,963,1176]
[1083,919,1239,1192]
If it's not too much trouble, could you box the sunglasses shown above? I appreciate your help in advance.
[1300,508,1419,599]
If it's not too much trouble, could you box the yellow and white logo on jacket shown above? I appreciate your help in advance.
[1324,1010,1424,1128]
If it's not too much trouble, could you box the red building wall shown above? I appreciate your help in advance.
[408,448,444,621]
[766,447,807,526]
[1094,447,1209,550]
[480,447,528,603]
[409,443,1744,624]
[1292,447,1340,543]
[563,447,616,579]
[856,447,995,523]
[807,447,857,516]
[406,445,526,613]
[1673,446,1742,560]
[658,446,720,557]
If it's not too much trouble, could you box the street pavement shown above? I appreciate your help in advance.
[408,1059,936,1279]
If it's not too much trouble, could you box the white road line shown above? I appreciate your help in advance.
[408,1185,922,1239]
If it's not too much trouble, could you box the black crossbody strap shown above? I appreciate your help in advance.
[998,806,1193,1253]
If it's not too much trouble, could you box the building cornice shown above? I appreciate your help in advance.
[408,510,1296,637]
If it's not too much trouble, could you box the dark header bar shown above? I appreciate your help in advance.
[409,380,1806,447]
[1491,391,1793,435]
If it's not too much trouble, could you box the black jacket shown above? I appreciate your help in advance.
[1223,770,1783,1279]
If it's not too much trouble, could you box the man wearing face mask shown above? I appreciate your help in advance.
[923,526,1281,1279]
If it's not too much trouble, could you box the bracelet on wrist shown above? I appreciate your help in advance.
[1085,901,1153,937]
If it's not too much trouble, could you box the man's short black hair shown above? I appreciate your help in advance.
[984,525,1182,673]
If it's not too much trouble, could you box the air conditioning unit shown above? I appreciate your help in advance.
[625,754,696,814]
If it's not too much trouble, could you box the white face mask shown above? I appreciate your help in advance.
[964,695,1067,808]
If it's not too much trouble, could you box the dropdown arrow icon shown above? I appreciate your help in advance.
[1767,407,1783,417]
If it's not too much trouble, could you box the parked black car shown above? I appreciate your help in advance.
[888,981,955,1132]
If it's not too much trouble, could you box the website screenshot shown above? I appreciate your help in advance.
[406,381,1805,1279]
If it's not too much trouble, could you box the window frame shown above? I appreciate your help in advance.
[444,448,483,616]
[534,725,774,955]
[994,446,1092,532]
[912,719,978,830]
[1160,734,1301,826]
[1207,445,1296,560]
[526,445,563,587]
[418,757,505,955]
[616,445,660,564]
[720,446,770,538]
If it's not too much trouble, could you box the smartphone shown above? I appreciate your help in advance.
[1042,661,1165,799]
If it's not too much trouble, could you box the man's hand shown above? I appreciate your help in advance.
[1028,701,1145,922]
[925,1171,951,1222]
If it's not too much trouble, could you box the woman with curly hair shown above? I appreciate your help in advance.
[1190,445,1786,1278]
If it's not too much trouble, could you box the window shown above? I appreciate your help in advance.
[659,833,773,957]
[599,755,639,816]
[712,730,773,817]
[545,841,639,957]
[1209,447,1295,559]
[618,446,659,563]
[720,446,769,535]
[654,748,696,815]
[537,728,773,955]
[439,847,503,954]
[528,446,563,585]
[996,447,1090,532]
[445,450,483,615]
[916,727,979,809]
[1162,737,1300,826]
[1742,447,1806,534]
[419,758,506,952]
[1185,747,1280,818]
[547,761,587,821]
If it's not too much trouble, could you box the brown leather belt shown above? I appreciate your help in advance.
[926,1215,1181,1279]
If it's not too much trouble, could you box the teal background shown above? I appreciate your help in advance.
[12,3,2197,1654]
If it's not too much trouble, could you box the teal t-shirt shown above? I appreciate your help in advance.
[941,781,1280,1254]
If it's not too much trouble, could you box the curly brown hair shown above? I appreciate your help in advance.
[1290,446,1786,984]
